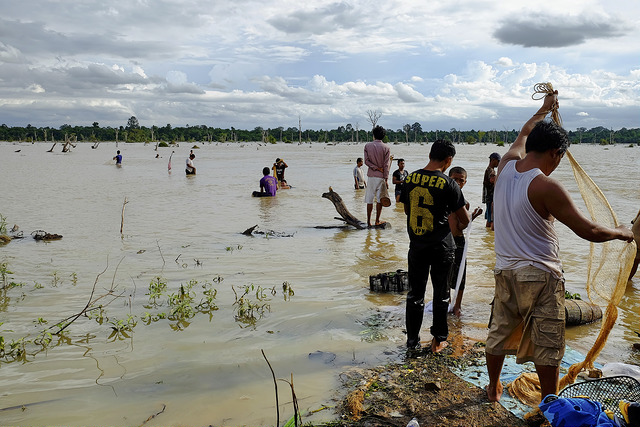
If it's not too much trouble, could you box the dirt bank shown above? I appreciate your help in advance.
[322,341,548,427]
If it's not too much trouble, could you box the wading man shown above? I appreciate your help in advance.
[364,126,391,227]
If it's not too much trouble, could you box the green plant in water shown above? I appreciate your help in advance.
[107,314,137,340]
[232,284,271,327]
[196,281,218,313]
[146,276,167,307]
[51,270,62,287]
[167,280,196,321]
[86,306,106,325]
[34,317,48,325]
[33,331,53,349]
[70,272,78,286]
[0,261,13,289]
[0,213,7,235]
[282,281,294,301]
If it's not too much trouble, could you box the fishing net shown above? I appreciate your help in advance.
[507,83,637,408]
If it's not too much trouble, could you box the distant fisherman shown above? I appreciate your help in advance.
[186,153,196,175]
[113,150,122,166]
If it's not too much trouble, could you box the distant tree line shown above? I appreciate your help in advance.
[1,117,638,145]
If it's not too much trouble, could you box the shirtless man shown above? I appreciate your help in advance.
[485,90,634,402]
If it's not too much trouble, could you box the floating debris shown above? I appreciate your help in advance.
[241,224,294,238]
[31,230,63,241]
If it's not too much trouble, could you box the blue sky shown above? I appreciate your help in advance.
[1,0,638,132]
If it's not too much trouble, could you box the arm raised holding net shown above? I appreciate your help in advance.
[486,85,633,404]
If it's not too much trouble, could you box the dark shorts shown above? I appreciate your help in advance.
[485,201,493,222]
[252,191,273,197]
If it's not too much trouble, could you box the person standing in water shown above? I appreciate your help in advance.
[483,152,501,228]
[354,157,366,190]
[186,153,196,175]
[113,150,122,166]
[392,158,408,203]
[447,166,482,317]
[272,158,289,188]
[364,125,391,226]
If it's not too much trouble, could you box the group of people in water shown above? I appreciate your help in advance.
[113,148,198,176]
[354,91,637,406]
[252,158,290,197]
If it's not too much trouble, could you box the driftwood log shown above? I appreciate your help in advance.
[321,187,369,229]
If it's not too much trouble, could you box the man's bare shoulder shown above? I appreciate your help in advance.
[528,173,569,208]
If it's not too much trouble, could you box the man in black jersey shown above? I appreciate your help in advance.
[400,139,470,353]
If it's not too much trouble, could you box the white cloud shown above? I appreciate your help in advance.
[166,71,188,85]
[27,84,45,93]
[496,57,514,67]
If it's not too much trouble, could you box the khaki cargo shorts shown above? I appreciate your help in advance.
[486,265,565,367]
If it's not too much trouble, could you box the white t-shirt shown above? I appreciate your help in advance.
[354,165,365,187]
[186,158,194,173]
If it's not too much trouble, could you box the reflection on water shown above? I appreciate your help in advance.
[0,141,638,425]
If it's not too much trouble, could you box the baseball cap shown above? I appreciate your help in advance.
[489,152,501,160]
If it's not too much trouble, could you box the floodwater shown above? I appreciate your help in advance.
[0,140,638,426]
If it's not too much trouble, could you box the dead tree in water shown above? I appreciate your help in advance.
[62,135,77,152]
[321,187,367,229]
[47,142,57,152]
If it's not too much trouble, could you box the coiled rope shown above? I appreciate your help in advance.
[532,82,562,126]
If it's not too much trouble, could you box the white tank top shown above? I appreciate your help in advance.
[494,160,562,278]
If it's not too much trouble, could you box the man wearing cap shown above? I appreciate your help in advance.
[483,152,501,228]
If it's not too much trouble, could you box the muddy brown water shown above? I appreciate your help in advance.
[0,141,638,426]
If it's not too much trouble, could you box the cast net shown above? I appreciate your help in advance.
[507,83,637,408]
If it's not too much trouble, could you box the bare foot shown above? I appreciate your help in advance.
[431,339,449,353]
[375,221,386,226]
[452,306,461,318]
[486,382,504,402]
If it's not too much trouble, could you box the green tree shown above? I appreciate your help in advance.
[126,116,140,130]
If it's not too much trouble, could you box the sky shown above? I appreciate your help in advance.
[1,0,639,132]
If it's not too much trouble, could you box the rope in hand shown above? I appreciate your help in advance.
[532,82,562,126]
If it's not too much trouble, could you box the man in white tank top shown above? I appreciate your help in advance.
[485,91,634,403]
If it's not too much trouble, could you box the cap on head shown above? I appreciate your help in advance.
[489,152,501,161]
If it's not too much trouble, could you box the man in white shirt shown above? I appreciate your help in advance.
[485,90,633,403]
